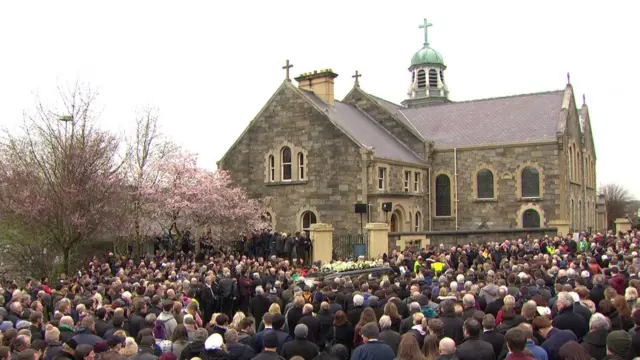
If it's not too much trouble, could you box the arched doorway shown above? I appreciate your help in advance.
[390,213,399,232]
[301,211,317,231]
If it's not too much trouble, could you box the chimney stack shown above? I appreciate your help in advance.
[294,69,338,105]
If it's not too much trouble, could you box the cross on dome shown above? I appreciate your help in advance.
[419,18,433,46]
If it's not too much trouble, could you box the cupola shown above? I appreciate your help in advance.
[402,19,450,108]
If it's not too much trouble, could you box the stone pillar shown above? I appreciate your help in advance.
[615,218,632,234]
[366,223,390,259]
[310,223,333,264]
[549,220,570,237]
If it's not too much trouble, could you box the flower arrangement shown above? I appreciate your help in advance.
[321,259,384,273]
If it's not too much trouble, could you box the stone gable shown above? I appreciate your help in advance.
[219,83,364,233]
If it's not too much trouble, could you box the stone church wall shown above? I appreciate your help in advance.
[219,85,364,234]
[430,143,561,231]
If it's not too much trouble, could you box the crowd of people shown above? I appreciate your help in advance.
[1,229,640,360]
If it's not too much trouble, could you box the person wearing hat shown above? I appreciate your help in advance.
[201,333,227,360]
[606,330,631,360]
[349,323,394,360]
[130,336,156,360]
[179,328,207,360]
[43,324,63,360]
[252,331,283,360]
[281,324,318,360]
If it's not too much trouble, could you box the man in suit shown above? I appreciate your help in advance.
[480,314,505,358]
[201,275,217,325]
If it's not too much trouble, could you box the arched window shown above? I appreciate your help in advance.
[301,211,317,231]
[428,69,438,88]
[281,147,292,181]
[570,199,575,231]
[568,147,573,181]
[435,174,451,216]
[522,209,541,228]
[476,169,494,199]
[521,166,540,198]
[297,152,305,180]
[414,212,422,232]
[417,70,426,89]
[268,155,275,182]
[577,152,581,182]
[578,200,582,230]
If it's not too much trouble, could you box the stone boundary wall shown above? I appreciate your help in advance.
[389,227,558,251]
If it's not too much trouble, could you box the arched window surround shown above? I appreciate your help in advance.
[297,152,305,181]
[516,203,546,228]
[281,146,292,181]
[296,205,320,232]
[264,142,308,184]
[472,164,498,201]
[414,211,422,232]
[515,162,544,200]
[433,171,453,217]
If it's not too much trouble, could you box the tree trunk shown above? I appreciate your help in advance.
[63,247,70,276]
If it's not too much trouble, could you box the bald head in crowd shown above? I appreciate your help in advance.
[439,337,456,355]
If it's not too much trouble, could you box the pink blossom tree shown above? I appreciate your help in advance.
[141,151,267,247]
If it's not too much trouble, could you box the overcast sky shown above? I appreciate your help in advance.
[0,1,637,197]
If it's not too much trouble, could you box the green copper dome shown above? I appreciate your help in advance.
[411,46,445,67]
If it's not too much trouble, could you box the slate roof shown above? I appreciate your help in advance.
[299,90,425,164]
[397,90,566,149]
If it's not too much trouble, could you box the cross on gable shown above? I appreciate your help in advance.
[419,18,433,46]
[282,60,293,81]
[352,70,362,87]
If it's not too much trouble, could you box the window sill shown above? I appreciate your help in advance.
[519,197,543,202]
[266,180,308,186]
[569,180,582,186]
[369,191,424,197]
[433,216,455,220]
[474,198,497,203]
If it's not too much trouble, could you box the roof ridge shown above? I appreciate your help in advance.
[404,89,565,110]
[346,102,425,164]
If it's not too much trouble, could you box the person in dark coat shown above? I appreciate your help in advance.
[534,316,577,360]
[94,308,112,339]
[179,329,207,360]
[57,318,76,344]
[71,318,102,347]
[43,325,64,360]
[252,314,291,354]
[440,300,464,345]
[590,275,606,311]
[581,313,610,360]
[480,314,504,358]
[237,272,252,314]
[347,295,365,328]
[551,293,588,340]
[201,276,218,326]
[455,319,495,360]
[350,323,395,360]
[297,305,321,345]
[285,299,304,337]
[128,300,147,340]
[315,303,334,345]
[252,331,284,360]
[324,311,354,350]
[249,287,270,328]
[224,330,255,360]
[378,316,401,355]
[281,325,318,360]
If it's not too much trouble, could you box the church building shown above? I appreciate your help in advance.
[218,20,598,237]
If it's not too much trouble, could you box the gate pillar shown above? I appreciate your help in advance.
[366,223,390,260]
[310,223,333,264]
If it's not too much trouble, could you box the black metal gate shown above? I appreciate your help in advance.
[332,234,369,260]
